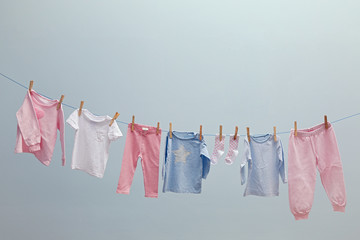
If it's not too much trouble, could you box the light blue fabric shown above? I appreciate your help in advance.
[240,134,287,197]
[162,131,211,193]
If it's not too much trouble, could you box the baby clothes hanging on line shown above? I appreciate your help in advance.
[224,134,240,165]
[288,122,346,220]
[240,134,287,197]
[162,131,211,194]
[15,90,66,166]
[116,123,162,198]
[210,134,225,164]
[66,109,122,178]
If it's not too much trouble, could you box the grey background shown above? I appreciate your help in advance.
[1,0,359,239]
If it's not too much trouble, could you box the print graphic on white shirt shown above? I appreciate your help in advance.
[96,130,106,142]
[173,144,190,163]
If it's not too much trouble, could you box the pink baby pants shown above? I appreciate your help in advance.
[288,122,346,220]
[116,123,161,198]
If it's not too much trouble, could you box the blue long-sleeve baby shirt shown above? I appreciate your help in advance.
[162,131,211,194]
[240,134,287,197]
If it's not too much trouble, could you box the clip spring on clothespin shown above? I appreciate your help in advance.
[169,122,173,138]
[247,127,250,142]
[294,121,297,137]
[156,122,160,135]
[219,125,223,141]
[28,80,34,92]
[234,126,238,140]
[57,95,65,110]
[109,112,120,126]
[78,101,84,116]
[324,115,329,129]
[131,115,135,131]
[274,126,277,141]
[199,125,203,141]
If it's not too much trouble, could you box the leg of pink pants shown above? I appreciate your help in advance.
[116,125,140,195]
[116,123,161,198]
[315,125,346,212]
[288,123,346,220]
[288,134,317,220]
[141,130,161,198]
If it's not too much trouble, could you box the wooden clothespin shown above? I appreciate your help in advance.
[219,125,223,141]
[234,126,238,140]
[29,80,34,92]
[294,121,297,137]
[199,125,203,141]
[169,122,173,138]
[324,115,329,129]
[131,115,135,131]
[57,95,64,110]
[156,122,160,135]
[78,101,84,116]
[109,112,119,126]
[274,126,277,141]
[247,127,250,142]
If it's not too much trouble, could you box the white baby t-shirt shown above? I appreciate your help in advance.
[67,109,122,178]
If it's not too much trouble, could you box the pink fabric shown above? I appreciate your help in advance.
[288,123,346,220]
[210,135,225,164]
[116,123,161,198]
[15,90,66,166]
[224,135,239,165]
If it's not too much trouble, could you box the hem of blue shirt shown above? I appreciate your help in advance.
[243,190,280,197]
[163,189,201,194]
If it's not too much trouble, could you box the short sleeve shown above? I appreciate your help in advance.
[108,121,122,141]
[240,138,251,185]
[66,110,79,130]
[200,140,211,179]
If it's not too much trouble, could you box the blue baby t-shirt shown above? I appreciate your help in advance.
[240,134,287,197]
[162,131,211,194]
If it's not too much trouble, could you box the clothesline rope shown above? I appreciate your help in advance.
[2,72,359,137]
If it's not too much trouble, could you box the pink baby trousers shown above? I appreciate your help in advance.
[288,122,346,220]
[116,123,161,198]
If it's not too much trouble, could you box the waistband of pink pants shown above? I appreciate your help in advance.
[127,123,161,135]
[290,122,333,137]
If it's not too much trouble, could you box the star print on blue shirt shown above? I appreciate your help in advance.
[173,144,190,163]
[162,131,211,194]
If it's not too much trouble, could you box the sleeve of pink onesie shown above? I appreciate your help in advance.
[57,106,66,166]
[16,91,41,152]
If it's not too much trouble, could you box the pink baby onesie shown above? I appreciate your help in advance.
[15,90,66,166]
[288,122,346,220]
[116,123,161,198]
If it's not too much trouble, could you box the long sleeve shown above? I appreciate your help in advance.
[200,140,211,179]
[57,106,66,166]
[277,139,287,183]
[162,135,169,180]
[16,91,41,152]
[240,138,251,185]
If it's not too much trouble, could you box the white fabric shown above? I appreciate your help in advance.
[67,109,122,178]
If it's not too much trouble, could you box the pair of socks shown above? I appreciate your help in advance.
[210,135,239,165]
